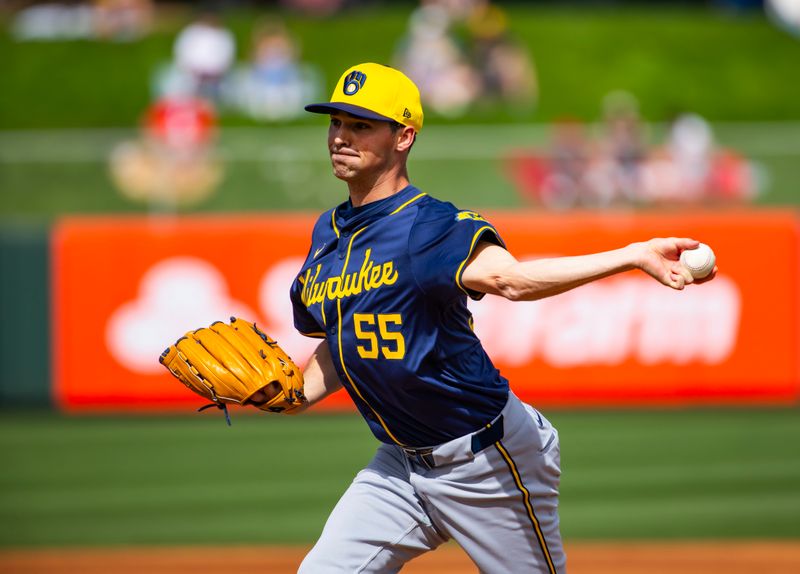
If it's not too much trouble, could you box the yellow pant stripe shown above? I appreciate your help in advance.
[494,441,557,574]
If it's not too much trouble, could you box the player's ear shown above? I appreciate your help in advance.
[395,126,416,153]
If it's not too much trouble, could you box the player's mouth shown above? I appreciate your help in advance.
[330,147,359,158]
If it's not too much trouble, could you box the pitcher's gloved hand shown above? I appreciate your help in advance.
[159,317,306,423]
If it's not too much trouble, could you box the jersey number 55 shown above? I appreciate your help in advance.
[353,313,405,360]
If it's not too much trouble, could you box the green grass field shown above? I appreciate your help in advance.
[1,408,798,547]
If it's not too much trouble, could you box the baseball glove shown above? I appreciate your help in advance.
[159,317,306,423]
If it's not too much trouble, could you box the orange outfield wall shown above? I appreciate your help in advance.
[51,210,800,412]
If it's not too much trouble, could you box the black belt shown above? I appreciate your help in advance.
[402,415,505,470]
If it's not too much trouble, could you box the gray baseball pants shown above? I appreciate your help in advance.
[298,393,565,573]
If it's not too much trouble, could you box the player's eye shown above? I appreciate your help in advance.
[355,122,371,130]
[330,117,341,127]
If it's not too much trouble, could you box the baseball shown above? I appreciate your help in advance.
[680,243,716,279]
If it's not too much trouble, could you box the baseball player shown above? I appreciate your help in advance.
[167,63,715,573]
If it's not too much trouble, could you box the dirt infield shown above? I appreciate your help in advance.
[2,541,800,573]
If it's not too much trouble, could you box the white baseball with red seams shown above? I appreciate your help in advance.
[680,243,716,279]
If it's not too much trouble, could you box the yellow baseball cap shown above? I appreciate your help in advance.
[305,63,424,132]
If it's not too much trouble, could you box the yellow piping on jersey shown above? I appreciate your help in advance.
[390,192,427,215]
[494,441,557,574]
[310,192,425,446]
[335,228,406,446]
[331,209,340,237]
[336,298,405,446]
[455,225,500,297]
[340,227,367,278]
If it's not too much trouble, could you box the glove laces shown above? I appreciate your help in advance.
[198,402,232,426]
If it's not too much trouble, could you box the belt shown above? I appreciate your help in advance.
[402,415,505,470]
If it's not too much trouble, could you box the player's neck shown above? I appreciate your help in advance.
[347,169,410,208]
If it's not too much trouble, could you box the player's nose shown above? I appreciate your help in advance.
[329,126,349,146]
[332,135,352,152]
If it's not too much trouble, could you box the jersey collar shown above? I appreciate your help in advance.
[334,185,424,232]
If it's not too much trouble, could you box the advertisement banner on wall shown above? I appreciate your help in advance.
[52,210,799,412]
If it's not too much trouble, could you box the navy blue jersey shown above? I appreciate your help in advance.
[290,185,509,447]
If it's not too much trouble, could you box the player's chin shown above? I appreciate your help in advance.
[332,168,353,181]
[331,161,357,181]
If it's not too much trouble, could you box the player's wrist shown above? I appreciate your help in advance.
[624,241,649,271]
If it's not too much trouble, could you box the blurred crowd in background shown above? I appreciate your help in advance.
[6,0,798,210]
[152,9,321,122]
[506,93,764,210]
[149,0,538,122]
[394,0,536,117]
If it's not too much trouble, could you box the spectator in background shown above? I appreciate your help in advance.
[466,0,537,109]
[93,0,153,41]
[395,0,536,118]
[144,97,217,153]
[394,2,481,117]
[641,112,761,204]
[226,20,322,121]
[640,112,717,203]
[505,98,763,210]
[12,3,95,41]
[12,0,152,42]
[155,10,236,105]
[539,118,592,210]
[109,96,223,210]
[665,113,715,201]
[591,90,648,204]
[428,0,481,21]
[765,0,800,37]
[279,0,346,17]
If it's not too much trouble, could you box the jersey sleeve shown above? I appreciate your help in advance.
[290,273,326,338]
[409,209,506,302]
[289,212,330,339]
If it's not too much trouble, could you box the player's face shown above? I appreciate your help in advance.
[327,112,400,182]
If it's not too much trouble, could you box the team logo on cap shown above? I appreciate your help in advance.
[343,70,366,96]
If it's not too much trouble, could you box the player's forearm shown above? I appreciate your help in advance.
[299,341,343,410]
[492,244,641,301]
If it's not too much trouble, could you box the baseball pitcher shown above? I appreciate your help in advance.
[162,62,716,573]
